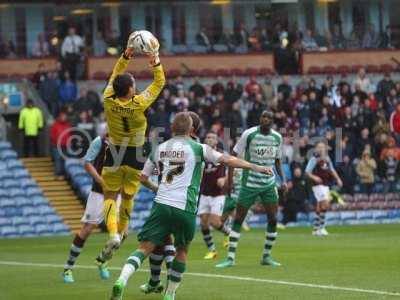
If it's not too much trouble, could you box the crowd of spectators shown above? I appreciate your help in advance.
[143,68,400,197]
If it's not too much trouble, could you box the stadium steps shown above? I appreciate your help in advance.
[21,157,100,233]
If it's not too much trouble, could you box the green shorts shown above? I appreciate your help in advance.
[238,184,279,209]
[138,202,196,247]
[223,195,238,214]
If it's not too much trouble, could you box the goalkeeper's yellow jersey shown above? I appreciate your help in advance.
[103,55,165,147]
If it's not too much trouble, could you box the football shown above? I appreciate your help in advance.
[127,30,159,55]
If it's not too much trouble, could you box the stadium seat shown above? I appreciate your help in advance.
[192,45,208,53]
[52,223,70,233]
[0,140,12,150]
[25,187,42,197]
[29,215,46,226]
[5,207,22,217]
[3,178,20,188]
[20,178,37,189]
[46,215,63,224]
[258,67,273,76]
[38,205,55,216]
[213,44,229,53]
[31,196,46,206]
[166,69,181,78]
[351,65,363,73]
[10,188,26,198]
[66,165,86,178]
[65,158,82,169]
[0,170,14,180]
[35,224,51,235]
[380,64,394,73]
[366,64,379,73]
[231,68,246,76]
[7,159,24,170]
[0,149,17,160]
[245,67,258,76]
[171,45,188,54]
[1,226,18,237]
[22,206,37,217]
[13,169,30,179]
[12,216,29,226]
[322,65,336,74]
[337,65,350,74]
[0,199,16,208]
[18,225,35,236]
[0,217,12,226]
[307,66,322,74]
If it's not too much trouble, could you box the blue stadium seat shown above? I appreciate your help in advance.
[296,212,309,222]
[6,159,24,170]
[1,226,18,237]
[35,224,51,235]
[13,168,30,179]
[14,196,31,207]
[20,178,37,188]
[0,169,14,180]
[0,149,18,160]
[5,207,22,217]
[32,196,47,206]
[65,158,82,169]
[356,211,373,220]
[0,217,12,226]
[0,188,7,197]
[80,184,92,199]
[18,225,35,236]
[0,199,16,208]
[72,174,92,188]
[38,205,55,216]
[66,165,86,177]
[3,178,20,188]
[26,187,42,197]
[340,211,357,221]
[46,215,63,224]
[0,209,5,217]
[22,206,37,217]
[29,215,46,226]
[9,188,25,198]
[0,140,12,150]
[373,210,389,220]
[12,216,29,226]
[52,223,69,233]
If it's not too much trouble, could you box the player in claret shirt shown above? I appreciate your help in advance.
[198,132,231,260]
[305,141,343,236]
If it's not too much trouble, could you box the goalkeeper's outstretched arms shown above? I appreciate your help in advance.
[103,48,134,98]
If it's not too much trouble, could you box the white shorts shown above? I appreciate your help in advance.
[312,185,330,202]
[198,195,225,216]
[81,192,122,225]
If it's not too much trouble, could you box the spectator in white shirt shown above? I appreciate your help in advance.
[32,33,50,57]
[353,68,371,93]
[61,27,84,81]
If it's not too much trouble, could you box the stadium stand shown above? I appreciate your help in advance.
[0,141,70,238]
[65,158,400,231]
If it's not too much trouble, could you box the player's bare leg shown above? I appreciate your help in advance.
[62,223,97,283]
[260,203,281,267]
[216,204,248,268]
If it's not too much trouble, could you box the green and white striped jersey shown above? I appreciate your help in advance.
[142,136,223,214]
[233,126,282,189]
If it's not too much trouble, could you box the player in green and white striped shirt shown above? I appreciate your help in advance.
[216,110,288,268]
[110,112,273,300]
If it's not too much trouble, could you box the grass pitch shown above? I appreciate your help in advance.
[0,224,399,300]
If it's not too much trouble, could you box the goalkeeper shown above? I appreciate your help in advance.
[98,33,165,262]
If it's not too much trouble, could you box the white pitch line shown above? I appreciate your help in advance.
[0,260,399,297]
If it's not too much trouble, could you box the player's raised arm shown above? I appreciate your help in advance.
[135,55,165,110]
[103,48,134,98]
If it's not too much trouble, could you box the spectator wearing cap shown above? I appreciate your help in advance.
[18,99,44,157]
